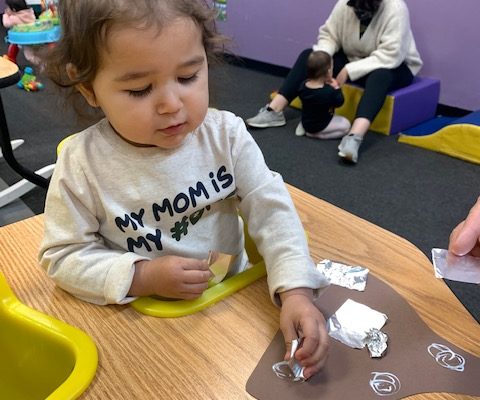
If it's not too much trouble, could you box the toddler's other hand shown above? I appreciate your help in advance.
[130,256,212,299]
[279,288,329,379]
[327,77,340,89]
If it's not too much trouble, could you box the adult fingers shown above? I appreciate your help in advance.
[449,198,480,256]
[449,221,465,254]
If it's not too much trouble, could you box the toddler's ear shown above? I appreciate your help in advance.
[66,63,98,107]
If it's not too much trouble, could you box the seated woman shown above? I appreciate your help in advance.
[246,0,423,164]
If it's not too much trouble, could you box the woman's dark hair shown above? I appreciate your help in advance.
[347,0,382,13]
[6,0,30,12]
[306,51,331,80]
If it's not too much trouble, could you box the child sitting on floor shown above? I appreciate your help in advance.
[296,50,351,139]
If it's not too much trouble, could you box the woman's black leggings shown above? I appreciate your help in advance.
[278,48,414,122]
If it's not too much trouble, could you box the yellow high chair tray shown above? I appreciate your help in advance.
[0,272,98,400]
[131,226,267,318]
[131,261,266,318]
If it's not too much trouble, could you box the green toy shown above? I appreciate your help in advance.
[17,66,44,92]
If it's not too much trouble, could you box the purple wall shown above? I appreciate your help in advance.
[217,0,479,111]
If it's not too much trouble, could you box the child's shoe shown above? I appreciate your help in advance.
[246,105,286,128]
[338,133,363,163]
[295,122,306,136]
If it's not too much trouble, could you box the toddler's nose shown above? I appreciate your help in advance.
[156,86,182,114]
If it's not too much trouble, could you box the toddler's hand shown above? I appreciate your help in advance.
[279,288,329,379]
[130,256,212,299]
[327,77,340,89]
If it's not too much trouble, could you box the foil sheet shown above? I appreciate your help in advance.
[364,328,388,358]
[316,259,369,291]
[272,338,305,382]
[207,250,238,284]
[327,299,388,349]
[431,248,480,284]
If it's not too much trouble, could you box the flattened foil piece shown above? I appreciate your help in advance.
[431,248,480,284]
[272,338,305,382]
[327,299,387,349]
[316,259,369,291]
[364,328,388,358]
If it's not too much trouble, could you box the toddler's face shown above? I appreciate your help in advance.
[80,17,209,149]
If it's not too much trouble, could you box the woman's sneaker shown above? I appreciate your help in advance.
[338,133,363,163]
[246,106,286,128]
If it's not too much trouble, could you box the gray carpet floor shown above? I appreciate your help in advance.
[0,58,478,322]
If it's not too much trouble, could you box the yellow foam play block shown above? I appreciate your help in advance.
[399,124,480,165]
[335,84,394,135]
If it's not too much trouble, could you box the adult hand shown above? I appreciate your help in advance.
[336,67,349,86]
[279,288,329,379]
[130,256,212,299]
[448,197,480,257]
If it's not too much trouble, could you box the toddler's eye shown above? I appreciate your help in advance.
[178,74,198,84]
[127,85,153,98]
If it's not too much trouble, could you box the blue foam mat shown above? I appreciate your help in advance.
[453,110,480,125]
[402,110,480,137]
[402,116,456,136]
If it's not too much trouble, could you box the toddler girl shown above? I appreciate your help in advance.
[39,0,330,379]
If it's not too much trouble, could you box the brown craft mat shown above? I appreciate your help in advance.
[246,275,480,399]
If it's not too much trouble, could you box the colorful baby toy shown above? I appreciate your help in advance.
[17,66,44,91]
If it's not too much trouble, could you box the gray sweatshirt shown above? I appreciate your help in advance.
[39,109,328,305]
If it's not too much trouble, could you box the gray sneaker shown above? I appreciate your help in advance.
[338,133,363,163]
[246,106,286,128]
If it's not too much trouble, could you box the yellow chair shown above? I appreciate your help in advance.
[57,133,77,155]
[0,272,98,400]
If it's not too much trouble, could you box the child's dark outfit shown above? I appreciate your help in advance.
[298,82,345,133]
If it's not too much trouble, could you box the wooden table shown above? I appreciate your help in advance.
[1,185,478,399]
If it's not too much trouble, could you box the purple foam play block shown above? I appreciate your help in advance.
[389,77,440,134]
